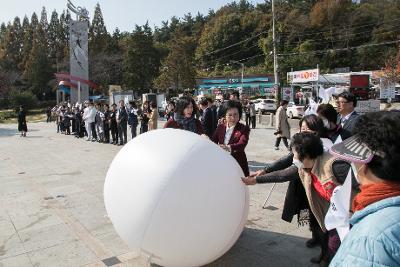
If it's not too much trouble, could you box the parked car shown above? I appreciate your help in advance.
[286,102,305,119]
[253,99,277,114]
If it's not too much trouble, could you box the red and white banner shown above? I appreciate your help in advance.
[287,68,319,83]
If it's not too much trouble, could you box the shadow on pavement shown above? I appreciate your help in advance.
[0,127,19,137]
[151,227,317,267]
[206,227,317,267]
[0,127,39,137]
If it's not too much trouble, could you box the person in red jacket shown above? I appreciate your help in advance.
[211,100,250,176]
[164,96,204,135]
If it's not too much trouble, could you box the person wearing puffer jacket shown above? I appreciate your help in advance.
[329,111,400,267]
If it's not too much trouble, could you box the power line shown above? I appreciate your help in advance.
[200,42,261,66]
[203,30,268,56]
[279,17,400,38]
[277,39,400,57]
[283,26,400,50]
[201,39,399,71]
[200,19,400,60]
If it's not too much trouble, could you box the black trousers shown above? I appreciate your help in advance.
[130,124,138,139]
[251,116,256,129]
[74,119,82,137]
[245,114,250,126]
[71,119,76,133]
[118,121,127,144]
[90,122,97,139]
[111,125,118,143]
[140,123,148,134]
[104,122,110,143]
[275,137,289,148]
[310,213,329,261]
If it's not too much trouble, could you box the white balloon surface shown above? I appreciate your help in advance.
[104,128,249,267]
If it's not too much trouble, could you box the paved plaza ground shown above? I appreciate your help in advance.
[0,118,319,267]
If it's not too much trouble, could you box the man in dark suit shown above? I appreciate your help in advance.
[117,100,128,145]
[336,92,359,137]
[110,104,119,145]
[208,98,218,133]
[199,98,215,138]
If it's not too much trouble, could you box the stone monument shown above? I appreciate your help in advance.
[67,0,89,103]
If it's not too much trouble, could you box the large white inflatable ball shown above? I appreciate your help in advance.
[104,128,249,267]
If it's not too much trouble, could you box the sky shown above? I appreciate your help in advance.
[0,0,266,32]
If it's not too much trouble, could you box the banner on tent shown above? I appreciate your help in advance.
[287,69,319,83]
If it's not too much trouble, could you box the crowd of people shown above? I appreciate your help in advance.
[45,91,400,266]
[242,92,400,266]
[51,99,158,146]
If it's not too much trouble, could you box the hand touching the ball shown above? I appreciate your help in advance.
[219,144,231,152]
[241,169,266,185]
[241,176,256,185]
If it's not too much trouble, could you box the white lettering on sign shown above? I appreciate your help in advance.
[287,69,319,83]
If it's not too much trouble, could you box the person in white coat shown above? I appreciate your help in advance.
[83,101,96,141]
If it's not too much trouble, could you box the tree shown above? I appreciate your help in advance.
[0,18,23,71]
[383,45,400,84]
[89,3,109,55]
[40,7,49,31]
[154,32,196,93]
[23,27,53,100]
[196,8,266,69]
[59,10,71,63]
[20,16,33,71]
[123,24,160,93]
[48,10,61,69]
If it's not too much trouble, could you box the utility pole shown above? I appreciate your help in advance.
[229,60,245,93]
[272,0,279,101]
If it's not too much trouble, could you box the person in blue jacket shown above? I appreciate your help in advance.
[329,111,400,267]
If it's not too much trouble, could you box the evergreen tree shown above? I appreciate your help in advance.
[0,18,23,71]
[30,12,39,33]
[154,31,196,92]
[123,24,160,93]
[48,10,61,67]
[23,27,53,100]
[89,3,108,54]
[59,10,72,63]
[40,7,48,31]
[0,23,6,39]
[20,16,34,71]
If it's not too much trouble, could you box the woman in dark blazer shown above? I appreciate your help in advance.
[211,100,250,176]
[164,96,204,135]
[18,105,28,137]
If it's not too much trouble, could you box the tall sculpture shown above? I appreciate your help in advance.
[67,0,89,103]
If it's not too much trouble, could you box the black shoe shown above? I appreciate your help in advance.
[306,237,319,248]
[310,254,322,264]
[319,259,329,267]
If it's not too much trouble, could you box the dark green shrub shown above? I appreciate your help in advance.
[10,90,38,111]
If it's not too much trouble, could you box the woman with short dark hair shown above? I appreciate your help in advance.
[164,96,204,135]
[211,100,250,176]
